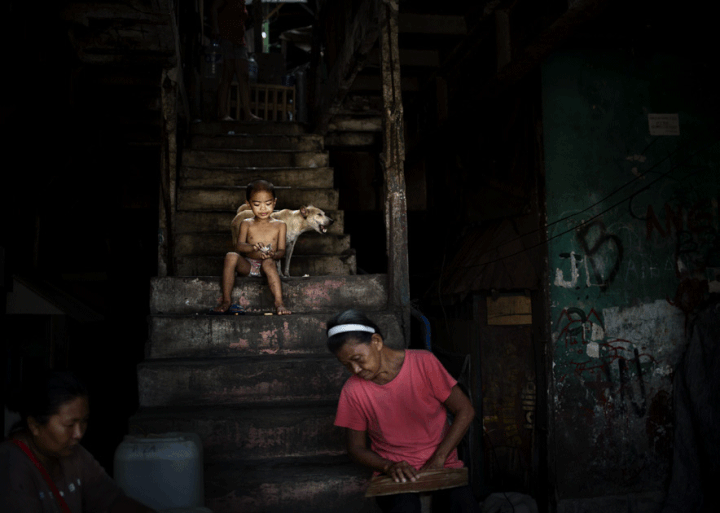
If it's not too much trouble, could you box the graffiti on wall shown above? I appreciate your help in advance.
[554,221,624,289]
[644,199,720,315]
[551,300,682,486]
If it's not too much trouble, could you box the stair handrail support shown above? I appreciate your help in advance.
[159,0,194,276]
[379,0,411,346]
[159,67,178,277]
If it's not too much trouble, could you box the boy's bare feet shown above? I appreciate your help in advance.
[214,299,231,313]
[245,113,263,122]
[276,304,291,315]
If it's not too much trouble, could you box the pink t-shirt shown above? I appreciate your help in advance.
[334,349,463,470]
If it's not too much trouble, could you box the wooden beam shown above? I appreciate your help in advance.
[398,14,467,35]
[379,0,410,343]
[159,67,178,277]
[313,0,382,134]
[368,48,441,68]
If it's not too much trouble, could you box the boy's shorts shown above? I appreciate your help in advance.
[247,257,262,278]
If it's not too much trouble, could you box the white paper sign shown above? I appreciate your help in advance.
[648,113,680,136]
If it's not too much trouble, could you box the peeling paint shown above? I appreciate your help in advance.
[230,339,250,349]
[259,329,279,348]
[586,341,600,358]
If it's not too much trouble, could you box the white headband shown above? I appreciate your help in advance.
[327,324,375,337]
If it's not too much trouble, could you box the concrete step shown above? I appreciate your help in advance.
[175,210,344,235]
[175,252,357,277]
[147,311,403,358]
[180,166,334,188]
[177,187,338,212]
[137,355,346,407]
[205,457,379,513]
[190,133,324,151]
[129,404,343,461]
[190,121,308,136]
[150,274,385,315]
[175,233,351,257]
[182,149,329,168]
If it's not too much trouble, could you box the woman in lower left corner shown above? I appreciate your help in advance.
[0,370,156,513]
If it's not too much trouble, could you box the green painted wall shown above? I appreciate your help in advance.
[542,49,720,501]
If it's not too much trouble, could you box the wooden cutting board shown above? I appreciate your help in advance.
[364,467,468,497]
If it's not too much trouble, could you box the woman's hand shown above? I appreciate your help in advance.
[419,386,475,474]
[420,452,447,472]
[383,460,418,483]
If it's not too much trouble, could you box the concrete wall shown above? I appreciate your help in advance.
[542,49,720,510]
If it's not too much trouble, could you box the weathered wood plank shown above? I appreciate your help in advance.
[379,0,410,344]
[158,66,178,276]
[365,468,469,497]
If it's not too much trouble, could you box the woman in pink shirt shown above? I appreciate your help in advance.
[328,309,480,513]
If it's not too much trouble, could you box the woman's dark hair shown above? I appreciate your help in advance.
[16,371,88,429]
[246,179,275,201]
[326,309,384,354]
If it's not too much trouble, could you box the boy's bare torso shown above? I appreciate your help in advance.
[243,218,285,259]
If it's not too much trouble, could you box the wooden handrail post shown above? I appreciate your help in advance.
[379,0,410,344]
[159,67,178,277]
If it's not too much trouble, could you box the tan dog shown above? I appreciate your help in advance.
[231,204,334,277]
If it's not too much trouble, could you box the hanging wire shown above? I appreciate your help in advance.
[455,137,720,270]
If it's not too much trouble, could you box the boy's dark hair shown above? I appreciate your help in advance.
[15,371,88,430]
[246,179,276,201]
[326,309,384,354]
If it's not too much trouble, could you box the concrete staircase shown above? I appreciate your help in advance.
[174,121,357,277]
[132,275,401,512]
[131,121,403,512]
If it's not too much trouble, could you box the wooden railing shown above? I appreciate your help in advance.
[232,83,296,121]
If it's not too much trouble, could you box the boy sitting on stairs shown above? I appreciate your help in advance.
[214,179,291,315]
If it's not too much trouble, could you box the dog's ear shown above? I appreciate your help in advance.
[300,206,308,218]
